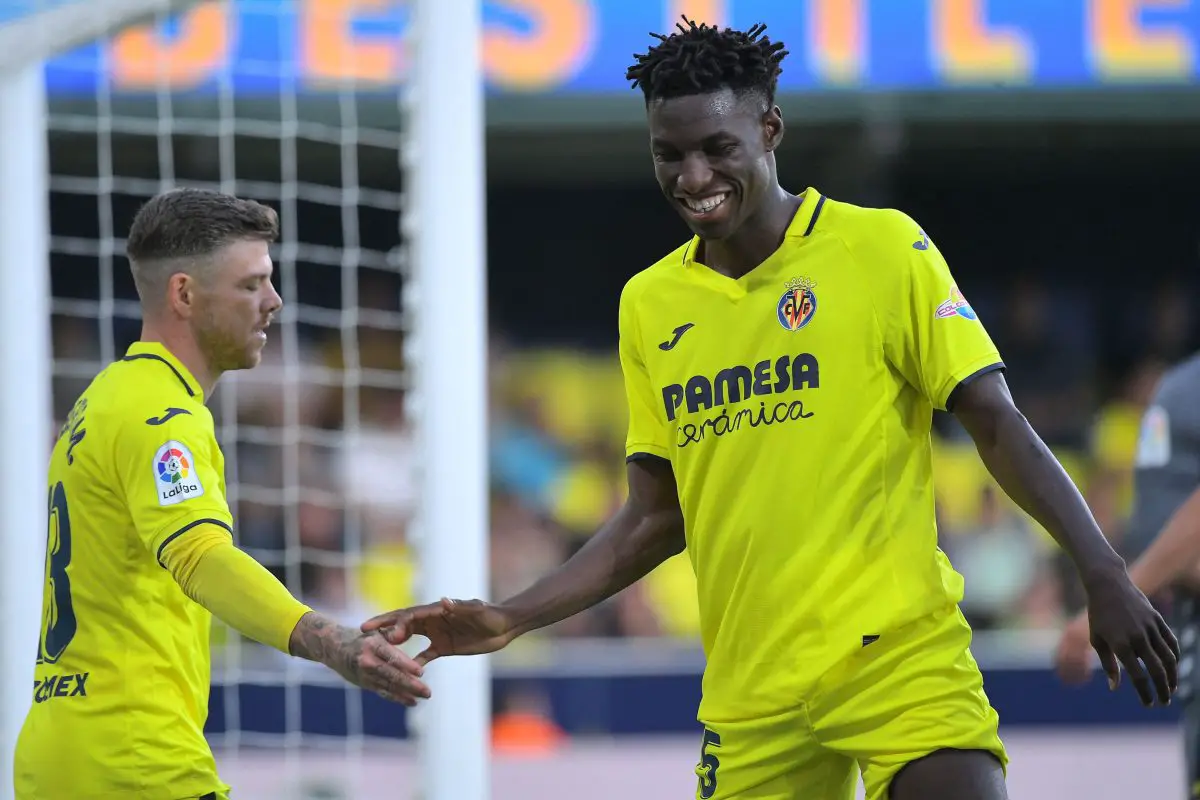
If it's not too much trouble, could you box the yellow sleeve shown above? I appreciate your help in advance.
[113,406,234,561]
[160,523,312,654]
[861,210,1004,411]
[619,279,671,461]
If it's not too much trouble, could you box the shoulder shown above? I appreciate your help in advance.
[624,240,692,296]
[816,198,927,257]
[91,363,215,445]
[816,200,949,307]
[619,239,693,318]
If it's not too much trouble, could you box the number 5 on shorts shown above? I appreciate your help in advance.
[696,728,722,799]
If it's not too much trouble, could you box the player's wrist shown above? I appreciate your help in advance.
[1078,553,1130,592]
[492,602,534,642]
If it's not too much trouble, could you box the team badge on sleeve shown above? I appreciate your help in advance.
[153,441,205,506]
[1134,405,1171,468]
[777,276,818,331]
[935,285,978,321]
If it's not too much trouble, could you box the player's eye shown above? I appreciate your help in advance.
[653,149,681,163]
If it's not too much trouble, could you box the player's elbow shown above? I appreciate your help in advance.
[645,506,687,559]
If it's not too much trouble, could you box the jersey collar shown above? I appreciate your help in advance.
[679,187,826,288]
[121,341,203,402]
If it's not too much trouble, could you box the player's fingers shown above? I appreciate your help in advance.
[373,639,426,677]
[377,625,411,646]
[1134,637,1173,706]
[415,646,441,667]
[1094,641,1121,691]
[1160,614,1183,666]
[1146,624,1180,697]
[368,661,431,700]
[361,610,406,633]
[361,602,446,633]
[1114,643,1154,706]
[375,688,417,707]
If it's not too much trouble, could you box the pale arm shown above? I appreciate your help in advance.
[162,525,431,704]
[1126,486,1200,597]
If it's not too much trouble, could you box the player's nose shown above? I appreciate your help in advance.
[265,280,283,314]
[676,152,714,196]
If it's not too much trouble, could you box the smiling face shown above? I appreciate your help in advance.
[647,87,784,241]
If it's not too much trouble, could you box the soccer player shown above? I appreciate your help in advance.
[1057,352,1200,798]
[14,188,430,800]
[365,20,1178,800]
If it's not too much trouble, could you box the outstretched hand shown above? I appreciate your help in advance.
[362,597,516,665]
[288,613,431,706]
[1079,569,1181,707]
[336,632,432,706]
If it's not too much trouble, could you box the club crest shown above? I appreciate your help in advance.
[777,277,818,332]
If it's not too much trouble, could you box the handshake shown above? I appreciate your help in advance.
[297,598,512,706]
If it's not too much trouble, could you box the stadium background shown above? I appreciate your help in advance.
[9,0,1200,798]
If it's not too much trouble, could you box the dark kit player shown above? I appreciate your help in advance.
[1058,352,1200,798]
[367,19,1178,800]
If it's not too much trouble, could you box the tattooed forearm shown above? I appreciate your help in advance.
[288,612,360,677]
[288,610,430,705]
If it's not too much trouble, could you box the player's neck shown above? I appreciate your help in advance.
[700,188,802,280]
[138,324,219,400]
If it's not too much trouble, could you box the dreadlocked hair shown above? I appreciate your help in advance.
[626,18,788,106]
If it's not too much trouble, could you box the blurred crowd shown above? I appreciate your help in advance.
[48,272,1199,654]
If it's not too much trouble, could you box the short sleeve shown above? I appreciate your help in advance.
[619,281,671,461]
[868,210,1004,411]
[114,409,234,563]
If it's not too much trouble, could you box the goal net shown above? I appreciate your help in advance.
[2,1,488,798]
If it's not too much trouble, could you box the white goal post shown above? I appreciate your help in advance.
[0,0,205,75]
[0,1,490,798]
[405,1,491,798]
[0,61,51,800]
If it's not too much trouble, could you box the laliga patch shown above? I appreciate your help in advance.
[153,440,205,506]
[934,285,978,321]
[1135,405,1171,469]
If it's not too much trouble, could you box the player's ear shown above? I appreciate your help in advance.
[763,106,784,152]
[166,272,195,318]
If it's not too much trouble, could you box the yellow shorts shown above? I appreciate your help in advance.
[694,605,1007,800]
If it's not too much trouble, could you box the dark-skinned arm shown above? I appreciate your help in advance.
[950,371,1124,581]
[362,278,686,655]
[952,370,1179,706]
[501,456,686,638]
[361,457,687,656]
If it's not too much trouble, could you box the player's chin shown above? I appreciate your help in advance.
[240,338,267,368]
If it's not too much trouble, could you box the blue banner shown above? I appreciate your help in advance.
[35,0,1200,96]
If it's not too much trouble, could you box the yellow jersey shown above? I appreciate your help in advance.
[15,341,234,799]
[619,189,1004,723]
